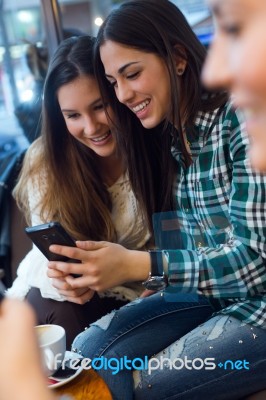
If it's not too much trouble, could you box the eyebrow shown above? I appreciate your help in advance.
[105,61,140,78]
[211,3,221,17]
[61,98,103,112]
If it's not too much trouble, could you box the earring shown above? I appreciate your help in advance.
[177,68,184,76]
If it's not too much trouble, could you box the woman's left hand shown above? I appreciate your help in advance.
[47,240,150,297]
[47,272,95,304]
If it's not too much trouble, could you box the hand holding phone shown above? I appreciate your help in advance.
[25,222,81,277]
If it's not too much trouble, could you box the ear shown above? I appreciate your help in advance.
[173,45,187,76]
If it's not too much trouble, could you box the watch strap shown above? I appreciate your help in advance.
[148,250,164,276]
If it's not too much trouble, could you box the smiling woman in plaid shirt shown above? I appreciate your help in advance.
[46,1,266,398]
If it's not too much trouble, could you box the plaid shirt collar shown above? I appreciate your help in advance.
[171,106,226,164]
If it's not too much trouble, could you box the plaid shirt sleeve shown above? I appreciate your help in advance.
[163,102,266,301]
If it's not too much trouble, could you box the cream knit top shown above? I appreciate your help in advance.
[7,173,151,302]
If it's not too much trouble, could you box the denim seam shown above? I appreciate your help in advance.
[95,304,212,359]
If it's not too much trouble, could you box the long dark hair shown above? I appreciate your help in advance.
[94,0,227,229]
[14,36,118,241]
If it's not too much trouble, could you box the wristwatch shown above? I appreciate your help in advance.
[143,250,168,291]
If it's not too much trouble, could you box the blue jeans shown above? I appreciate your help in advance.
[72,293,266,399]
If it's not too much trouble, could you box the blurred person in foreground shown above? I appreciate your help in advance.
[202,0,266,172]
[0,298,57,400]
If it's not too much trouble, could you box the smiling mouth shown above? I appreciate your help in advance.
[90,131,111,142]
[132,100,150,113]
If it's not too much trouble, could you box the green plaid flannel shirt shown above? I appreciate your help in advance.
[162,101,266,329]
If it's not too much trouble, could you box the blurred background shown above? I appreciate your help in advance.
[0,0,213,146]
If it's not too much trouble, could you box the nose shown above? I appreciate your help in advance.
[83,115,100,136]
[115,81,134,104]
[202,37,233,91]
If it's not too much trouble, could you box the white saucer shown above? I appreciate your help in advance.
[48,351,83,389]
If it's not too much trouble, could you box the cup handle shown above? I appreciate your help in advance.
[44,348,55,372]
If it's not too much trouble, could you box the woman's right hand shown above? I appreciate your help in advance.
[47,240,150,303]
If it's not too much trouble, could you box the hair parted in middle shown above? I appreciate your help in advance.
[14,35,121,241]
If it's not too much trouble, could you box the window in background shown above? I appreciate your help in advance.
[58,0,108,37]
[58,0,128,37]
[0,0,46,146]
[171,0,213,46]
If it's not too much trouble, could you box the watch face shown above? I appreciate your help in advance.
[144,276,167,291]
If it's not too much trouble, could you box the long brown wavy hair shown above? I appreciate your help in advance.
[13,36,122,241]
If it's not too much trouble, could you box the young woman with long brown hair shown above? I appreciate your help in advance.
[8,35,152,348]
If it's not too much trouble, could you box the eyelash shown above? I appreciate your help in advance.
[66,113,79,119]
[109,71,140,89]
[65,103,106,118]
[94,103,105,111]
[127,71,140,80]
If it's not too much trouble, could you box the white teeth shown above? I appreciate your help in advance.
[91,133,109,142]
[132,100,150,113]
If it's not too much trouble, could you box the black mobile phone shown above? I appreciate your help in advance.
[25,222,81,265]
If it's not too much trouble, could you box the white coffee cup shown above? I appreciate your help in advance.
[35,324,66,376]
